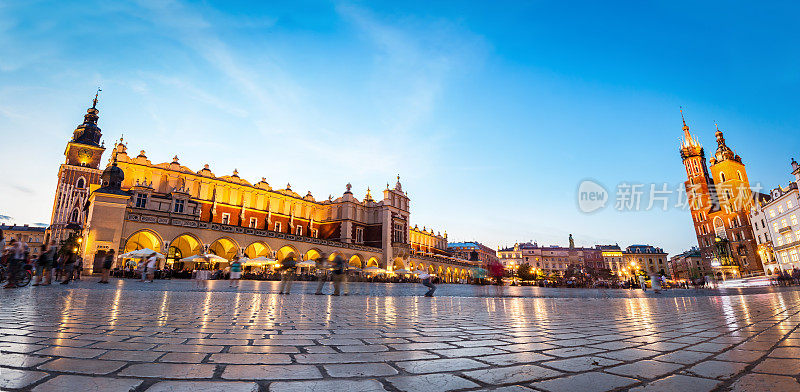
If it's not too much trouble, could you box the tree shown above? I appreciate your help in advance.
[517,263,535,281]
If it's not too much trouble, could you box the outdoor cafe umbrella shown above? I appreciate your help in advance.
[392,268,415,275]
[296,260,316,268]
[119,248,165,259]
[348,265,362,272]
[249,256,278,264]
[362,266,386,274]
[179,253,228,264]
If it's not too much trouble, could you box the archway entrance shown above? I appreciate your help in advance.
[124,230,161,254]
[244,242,272,259]
[168,234,202,269]
[276,246,298,262]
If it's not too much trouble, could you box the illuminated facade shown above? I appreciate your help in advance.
[595,244,624,276]
[1,224,47,259]
[497,241,605,276]
[679,114,763,278]
[447,241,498,266]
[750,159,800,274]
[623,245,668,276]
[56,97,474,281]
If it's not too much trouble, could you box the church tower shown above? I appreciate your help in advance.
[49,91,107,245]
[679,112,763,278]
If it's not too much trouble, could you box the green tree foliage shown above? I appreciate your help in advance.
[517,263,536,281]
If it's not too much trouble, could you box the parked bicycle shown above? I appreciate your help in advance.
[0,264,32,287]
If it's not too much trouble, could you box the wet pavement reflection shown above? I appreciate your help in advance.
[1,279,800,391]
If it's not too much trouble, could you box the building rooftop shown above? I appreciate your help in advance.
[0,224,47,232]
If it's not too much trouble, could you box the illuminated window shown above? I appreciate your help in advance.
[792,215,798,225]
[221,213,230,225]
[791,250,799,262]
[274,222,281,232]
[779,205,785,213]
[777,237,784,246]
[796,230,800,241]
[789,200,795,209]
[786,234,792,244]
[770,209,776,217]
[782,218,788,228]
[781,252,789,263]
[773,222,780,232]
[249,217,257,228]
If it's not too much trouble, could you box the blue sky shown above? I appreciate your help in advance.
[1,1,798,256]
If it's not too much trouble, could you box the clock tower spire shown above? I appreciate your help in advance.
[49,92,108,246]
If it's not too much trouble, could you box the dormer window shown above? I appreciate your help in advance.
[135,193,148,208]
[221,213,230,225]
[249,217,257,228]
[173,199,185,213]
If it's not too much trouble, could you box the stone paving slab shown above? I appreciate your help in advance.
[3,280,800,391]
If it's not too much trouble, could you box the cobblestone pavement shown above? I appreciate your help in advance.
[2,280,800,391]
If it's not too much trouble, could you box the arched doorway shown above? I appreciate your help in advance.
[276,245,298,262]
[351,255,365,268]
[168,234,202,268]
[124,230,162,253]
[208,237,239,269]
[244,241,272,259]
[305,249,322,262]
[392,258,405,272]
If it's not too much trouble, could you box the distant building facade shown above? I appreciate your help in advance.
[447,241,498,266]
[1,224,47,259]
[623,245,669,276]
[667,247,708,280]
[497,239,608,276]
[596,244,625,276]
[750,159,800,274]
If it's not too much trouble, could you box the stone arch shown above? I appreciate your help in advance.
[428,265,435,275]
[244,241,272,259]
[392,258,406,271]
[446,267,452,282]
[276,245,299,262]
[416,263,425,272]
[168,233,202,264]
[351,254,365,268]
[123,229,163,253]
[209,237,240,260]
[328,251,344,262]
[365,256,379,268]
[437,266,444,276]
[305,248,323,262]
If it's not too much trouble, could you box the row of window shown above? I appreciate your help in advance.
[769,200,795,218]
[771,215,798,233]
[775,231,800,247]
[779,249,800,264]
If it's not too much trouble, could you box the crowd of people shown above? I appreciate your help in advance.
[1,230,83,288]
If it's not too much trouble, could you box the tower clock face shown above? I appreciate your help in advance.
[78,148,93,160]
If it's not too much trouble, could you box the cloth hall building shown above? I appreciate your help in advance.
[50,96,475,281]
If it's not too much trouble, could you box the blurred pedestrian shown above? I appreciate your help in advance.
[99,249,114,283]
[74,255,83,280]
[278,253,296,294]
[145,252,157,282]
[229,256,242,287]
[416,266,436,297]
[61,247,76,285]
[4,238,28,289]
[314,253,329,295]
[331,254,348,296]
[33,242,54,286]
[137,255,147,282]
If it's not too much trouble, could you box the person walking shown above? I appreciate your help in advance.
[137,255,147,282]
[637,274,647,291]
[314,254,329,295]
[229,256,242,287]
[61,248,76,285]
[145,253,157,282]
[74,255,83,281]
[331,254,348,296]
[33,243,52,286]
[417,266,436,297]
[99,249,115,283]
[278,254,297,294]
[41,241,57,285]
[4,238,28,289]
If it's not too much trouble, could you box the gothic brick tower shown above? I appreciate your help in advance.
[680,112,763,278]
[49,91,107,245]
